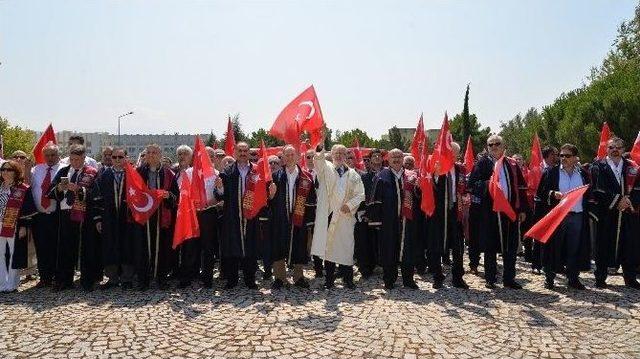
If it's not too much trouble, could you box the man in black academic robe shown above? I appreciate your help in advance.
[427,144,469,289]
[93,147,135,289]
[367,149,420,289]
[535,143,591,290]
[214,142,259,289]
[47,144,100,291]
[356,149,383,278]
[132,144,178,290]
[468,135,529,289]
[269,146,317,289]
[590,137,640,288]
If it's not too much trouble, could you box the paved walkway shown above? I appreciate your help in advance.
[1,259,639,358]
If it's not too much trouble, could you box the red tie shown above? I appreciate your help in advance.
[41,166,52,209]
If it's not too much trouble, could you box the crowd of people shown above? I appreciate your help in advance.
[0,132,638,294]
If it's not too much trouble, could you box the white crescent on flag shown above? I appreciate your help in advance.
[297,100,315,121]
[132,192,154,213]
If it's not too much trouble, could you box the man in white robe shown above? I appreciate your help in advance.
[311,144,365,289]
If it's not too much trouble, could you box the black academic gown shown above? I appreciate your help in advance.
[428,164,465,254]
[9,186,37,269]
[468,155,529,253]
[93,168,133,268]
[590,159,640,270]
[269,166,316,265]
[534,165,592,272]
[356,170,378,269]
[367,168,420,267]
[217,163,258,259]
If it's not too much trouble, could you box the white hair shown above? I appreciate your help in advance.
[176,145,193,156]
[487,135,503,144]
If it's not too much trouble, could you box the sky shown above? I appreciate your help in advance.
[0,0,637,139]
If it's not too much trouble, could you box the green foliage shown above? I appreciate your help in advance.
[333,128,376,148]
[450,85,491,155]
[500,2,640,161]
[388,126,408,151]
[221,113,247,149]
[247,128,284,148]
[0,116,36,159]
[206,132,218,148]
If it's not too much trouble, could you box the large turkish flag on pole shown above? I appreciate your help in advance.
[489,156,517,222]
[191,135,215,210]
[173,171,200,249]
[431,113,455,176]
[409,114,425,170]
[270,85,325,147]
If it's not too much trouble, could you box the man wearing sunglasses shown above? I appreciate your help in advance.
[590,137,640,289]
[92,147,135,290]
[535,144,592,290]
[468,135,529,289]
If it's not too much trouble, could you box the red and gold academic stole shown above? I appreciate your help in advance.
[401,170,417,220]
[0,184,28,237]
[291,174,312,227]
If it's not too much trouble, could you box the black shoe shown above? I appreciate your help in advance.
[177,280,191,289]
[624,279,640,289]
[99,281,118,290]
[324,280,335,289]
[202,280,213,289]
[224,281,238,290]
[271,279,284,290]
[469,267,479,276]
[158,281,169,290]
[452,279,469,289]
[35,280,53,289]
[82,283,95,292]
[568,280,585,290]
[344,280,356,289]
[595,280,608,289]
[415,267,426,275]
[294,278,310,288]
[245,281,258,290]
[504,281,523,290]
[544,280,555,290]
[121,282,133,290]
[485,282,496,289]
[403,281,419,289]
[433,280,444,289]
[137,283,149,291]
[315,270,324,279]
[384,282,394,290]
[262,269,273,281]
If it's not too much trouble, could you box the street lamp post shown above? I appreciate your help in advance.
[117,111,134,145]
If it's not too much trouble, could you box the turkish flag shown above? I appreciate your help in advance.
[596,122,610,160]
[270,85,325,148]
[630,131,640,165]
[489,156,517,221]
[259,140,272,183]
[352,138,365,171]
[410,114,425,170]
[418,139,435,216]
[299,142,309,169]
[243,140,270,219]
[125,162,165,224]
[32,124,57,164]
[431,113,455,176]
[463,136,475,175]
[191,136,215,210]
[525,185,589,243]
[225,116,235,156]
[528,133,544,197]
[173,171,200,249]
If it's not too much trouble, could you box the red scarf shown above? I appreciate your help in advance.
[70,166,98,223]
[0,183,29,237]
[401,170,417,220]
[291,170,313,227]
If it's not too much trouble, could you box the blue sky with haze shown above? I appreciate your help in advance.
[0,0,636,138]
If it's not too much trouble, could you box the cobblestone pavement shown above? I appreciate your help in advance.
[1,258,639,359]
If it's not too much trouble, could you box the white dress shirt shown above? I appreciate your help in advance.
[286,166,299,214]
[31,163,61,213]
[606,156,624,186]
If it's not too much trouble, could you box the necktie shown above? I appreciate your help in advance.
[67,169,79,205]
[337,167,344,177]
[41,166,52,209]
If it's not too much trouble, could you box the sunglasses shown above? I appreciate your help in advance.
[111,155,125,159]
[346,157,354,160]
[216,154,225,158]
[269,161,279,165]
[0,168,15,172]
[487,142,502,147]
[559,154,574,158]
[13,155,27,159]
[608,146,623,150]
[305,155,313,159]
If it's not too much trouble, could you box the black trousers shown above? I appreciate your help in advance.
[135,216,173,285]
[32,212,58,282]
[383,264,414,286]
[325,261,353,283]
[179,238,201,283]
[485,214,518,284]
[198,208,218,283]
[544,212,583,282]
[313,255,324,273]
[225,257,257,286]
[55,210,79,286]
[467,204,482,268]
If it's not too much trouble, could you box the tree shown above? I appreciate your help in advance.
[499,108,545,159]
[450,112,491,156]
[388,126,408,151]
[247,128,284,148]
[0,116,36,159]
[206,132,218,148]
[333,128,376,147]
[461,84,472,144]
[220,113,247,150]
